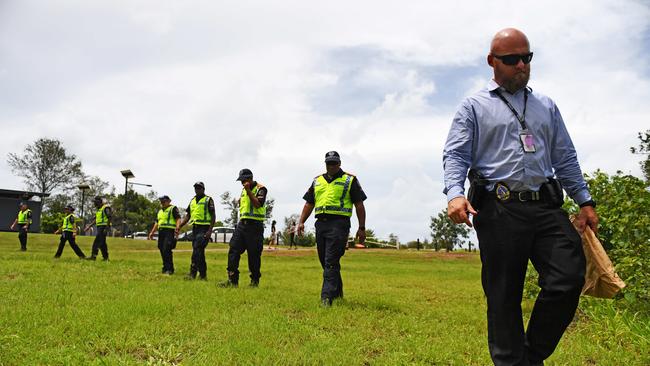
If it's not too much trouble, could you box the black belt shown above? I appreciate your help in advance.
[240,219,263,225]
[487,188,545,203]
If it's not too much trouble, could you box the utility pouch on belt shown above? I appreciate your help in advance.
[467,169,489,210]
[541,177,564,208]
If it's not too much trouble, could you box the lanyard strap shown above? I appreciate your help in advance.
[494,88,528,130]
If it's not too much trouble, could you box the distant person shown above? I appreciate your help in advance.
[443,28,598,365]
[219,169,268,287]
[179,182,215,280]
[287,220,297,250]
[298,151,367,306]
[269,220,277,248]
[148,195,181,275]
[10,202,31,251]
[84,196,112,261]
[53,205,86,259]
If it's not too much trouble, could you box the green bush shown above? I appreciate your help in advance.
[40,212,65,233]
[525,171,650,315]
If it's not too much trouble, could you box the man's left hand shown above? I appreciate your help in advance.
[575,205,598,234]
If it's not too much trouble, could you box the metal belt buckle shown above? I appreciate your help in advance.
[517,191,540,202]
[495,183,510,201]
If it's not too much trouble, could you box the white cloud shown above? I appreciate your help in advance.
[1,0,649,242]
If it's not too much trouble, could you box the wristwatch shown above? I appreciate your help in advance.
[579,200,596,208]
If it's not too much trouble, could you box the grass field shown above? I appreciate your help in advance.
[0,232,648,365]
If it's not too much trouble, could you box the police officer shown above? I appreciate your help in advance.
[443,28,598,365]
[53,205,86,259]
[148,195,181,275]
[84,196,112,261]
[219,169,268,287]
[179,182,215,280]
[297,151,367,306]
[10,202,31,251]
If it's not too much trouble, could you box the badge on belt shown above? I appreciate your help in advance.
[495,182,511,201]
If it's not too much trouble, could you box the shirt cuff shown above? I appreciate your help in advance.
[445,186,465,202]
[572,189,592,206]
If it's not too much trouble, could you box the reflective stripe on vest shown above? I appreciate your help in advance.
[62,214,76,232]
[239,183,266,221]
[17,209,31,224]
[313,174,354,217]
[96,205,109,226]
[157,205,177,230]
[190,196,212,225]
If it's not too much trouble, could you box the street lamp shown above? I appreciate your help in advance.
[77,182,90,235]
[120,170,152,238]
[120,170,135,237]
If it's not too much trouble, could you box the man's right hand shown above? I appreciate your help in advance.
[296,223,305,236]
[10,223,15,230]
[447,196,477,227]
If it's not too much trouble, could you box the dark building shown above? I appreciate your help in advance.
[0,189,50,233]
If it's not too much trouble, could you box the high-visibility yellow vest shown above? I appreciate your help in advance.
[96,204,110,226]
[62,214,76,232]
[190,196,212,225]
[313,174,354,217]
[239,183,266,221]
[157,205,177,230]
[17,209,32,224]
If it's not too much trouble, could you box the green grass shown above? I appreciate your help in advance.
[0,232,648,365]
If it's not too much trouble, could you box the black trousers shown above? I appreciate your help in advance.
[190,225,210,277]
[315,218,350,301]
[55,231,86,258]
[227,220,264,283]
[473,197,585,366]
[18,228,28,250]
[91,226,109,259]
[158,229,176,273]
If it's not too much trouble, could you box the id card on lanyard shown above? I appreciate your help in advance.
[495,88,536,153]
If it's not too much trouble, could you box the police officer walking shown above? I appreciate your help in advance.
[443,28,598,366]
[53,205,86,259]
[148,195,181,275]
[219,169,268,287]
[84,196,112,261]
[179,182,215,280]
[297,151,367,306]
[10,202,31,251]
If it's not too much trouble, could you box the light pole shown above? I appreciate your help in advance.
[120,170,135,237]
[77,182,90,235]
[120,170,152,238]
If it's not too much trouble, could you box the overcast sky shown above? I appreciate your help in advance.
[1,0,649,242]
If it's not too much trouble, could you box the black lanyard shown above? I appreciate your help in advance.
[494,88,528,130]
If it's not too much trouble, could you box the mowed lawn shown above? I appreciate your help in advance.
[0,232,647,365]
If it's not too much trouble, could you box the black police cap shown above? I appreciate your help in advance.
[324,151,341,163]
[236,168,253,181]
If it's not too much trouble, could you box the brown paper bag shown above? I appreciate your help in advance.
[571,217,626,298]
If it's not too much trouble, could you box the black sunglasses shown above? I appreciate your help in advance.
[492,52,533,66]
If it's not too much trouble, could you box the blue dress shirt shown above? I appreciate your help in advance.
[443,80,592,205]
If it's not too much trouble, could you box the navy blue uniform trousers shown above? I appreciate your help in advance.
[474,197,585,366]
[55,231,85,258]
[190,225,210,277]
[158,229,176,273]
[91,226,109,259]
[227,220,264,283]
[315,218,350,301]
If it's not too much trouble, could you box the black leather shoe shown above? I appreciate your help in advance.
[218,280,238,288]
[321,298,332,307]
[85,256,97,261]
[249,280,259,288]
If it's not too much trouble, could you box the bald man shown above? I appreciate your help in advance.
[443,28,598,365]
